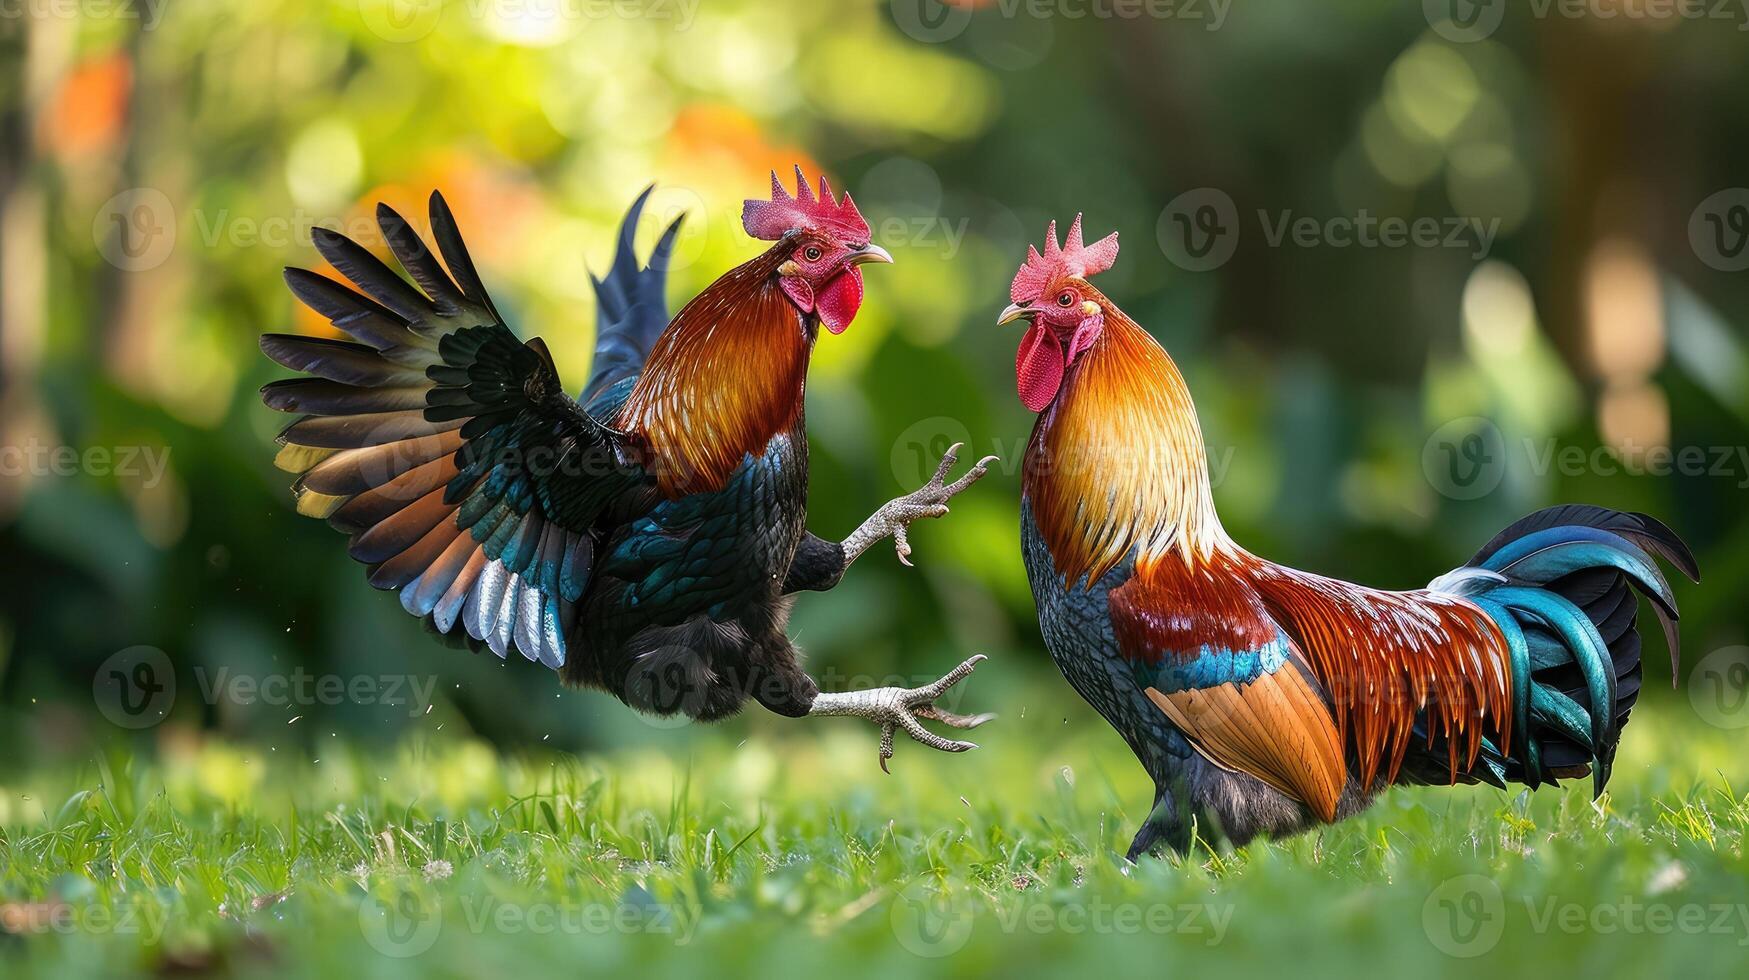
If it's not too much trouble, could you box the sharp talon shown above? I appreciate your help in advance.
[915,706,997,730]
[931,443,962,483]
[817,656,990,770]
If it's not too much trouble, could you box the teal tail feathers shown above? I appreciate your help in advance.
[1421,505,1698,797]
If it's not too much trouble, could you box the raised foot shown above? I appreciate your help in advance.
[854,443,998,567]
[806,655,996,772]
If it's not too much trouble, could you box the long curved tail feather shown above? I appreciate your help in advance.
[583,187,683,404]
[1426,505,1698,796]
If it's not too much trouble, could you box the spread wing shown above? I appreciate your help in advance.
[1109,566,1347,821]
[261,193,654,668]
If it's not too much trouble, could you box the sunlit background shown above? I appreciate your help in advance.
[1,0,1747,776]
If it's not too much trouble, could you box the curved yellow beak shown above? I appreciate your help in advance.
[849,244,893,266]
[997,302,1036,326]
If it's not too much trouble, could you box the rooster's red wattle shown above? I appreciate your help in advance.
[999,215,1697,858]
[260,172,996,768]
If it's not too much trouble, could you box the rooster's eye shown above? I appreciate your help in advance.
[1057,292,1074,307]
[804,246,823,262]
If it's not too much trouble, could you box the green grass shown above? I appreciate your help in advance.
[1,695,1746,979]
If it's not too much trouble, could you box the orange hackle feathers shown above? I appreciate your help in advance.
[1026,283,1518,796]
[617,248,810,497]
[1023,297,1225,588]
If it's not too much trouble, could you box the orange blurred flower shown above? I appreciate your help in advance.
[40,52,132,161]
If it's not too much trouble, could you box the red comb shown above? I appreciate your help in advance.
[742,166,871,243]
[1010,214,1119,303]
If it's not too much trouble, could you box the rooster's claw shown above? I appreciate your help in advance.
[849,443,998,567]
[806,655,993,772]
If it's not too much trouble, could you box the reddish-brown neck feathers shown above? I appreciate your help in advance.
[1023,298,1226,587]
[617,247,809,496]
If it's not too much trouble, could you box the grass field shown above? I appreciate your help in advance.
[1,690,1746,979]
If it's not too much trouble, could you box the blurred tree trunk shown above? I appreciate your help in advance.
[0,16,46,518]
[0,15,30,396]
[1538,20,1659,381]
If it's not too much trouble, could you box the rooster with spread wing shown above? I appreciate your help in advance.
[260,170,995,768]
[997,215,1697,857]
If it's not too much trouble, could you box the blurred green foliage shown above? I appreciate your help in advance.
[0,0,1746,762]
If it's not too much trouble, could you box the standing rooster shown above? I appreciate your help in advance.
[260,170,996,768]
[996,215,1697,857]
